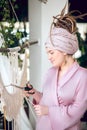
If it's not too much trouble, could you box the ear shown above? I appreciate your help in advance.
[63,52,67,56]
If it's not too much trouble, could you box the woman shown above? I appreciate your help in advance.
[25,7,87,130]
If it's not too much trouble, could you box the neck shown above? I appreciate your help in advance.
[58,56,75,80]
[59,56,75,73]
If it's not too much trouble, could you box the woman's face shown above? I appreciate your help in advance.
[46,47,66,68]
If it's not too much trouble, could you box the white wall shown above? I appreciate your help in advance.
[29,0,42,90]
[29,0,68,91]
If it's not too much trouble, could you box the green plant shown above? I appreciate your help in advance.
[76,31,87,68]
[0,0,29,52]
[0,22,22,47]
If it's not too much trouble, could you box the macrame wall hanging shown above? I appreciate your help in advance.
[0,46,28,130]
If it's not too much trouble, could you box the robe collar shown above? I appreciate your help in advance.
[57,61,80,88]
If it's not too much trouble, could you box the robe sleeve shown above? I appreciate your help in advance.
[48,76,87,129]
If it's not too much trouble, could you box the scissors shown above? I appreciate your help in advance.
[5,81,35,95]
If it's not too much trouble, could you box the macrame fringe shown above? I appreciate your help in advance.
[0,49,28,130]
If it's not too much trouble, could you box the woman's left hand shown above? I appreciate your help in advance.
[33,105,49,116]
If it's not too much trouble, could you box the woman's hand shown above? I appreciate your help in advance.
[23,90,35,97]
[33,105,49,116]
[23,82,42,104]
[23,82,35,98]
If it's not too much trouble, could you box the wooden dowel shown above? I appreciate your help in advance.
[0,48,10,52]
[0,40,38,52]
[29,40,38,45]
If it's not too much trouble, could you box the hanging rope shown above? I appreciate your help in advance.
[8,0,19,21]
[4,107,6,130]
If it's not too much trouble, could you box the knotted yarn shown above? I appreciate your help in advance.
[45,27,79,55]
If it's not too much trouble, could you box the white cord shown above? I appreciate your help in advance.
[25,97,37,121]
[8,0,19,21]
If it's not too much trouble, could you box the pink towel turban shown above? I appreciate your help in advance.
[45,27,79,55]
